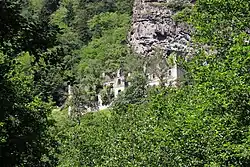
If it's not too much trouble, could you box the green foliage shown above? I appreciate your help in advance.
[45,0,134,107]
[0,51,58,167]
[54,0,250,166]
[88,12,130,38]
[53,109,112,167]
[0,1,63,166]
[152,0,192,11]
[188,0,250,50]
[40,0,60,18]
[73,0,133,43]
[70,11,131,114]
[112,73,148,112]
[72,84,99,114]
[3,0,248,166]
[100,86,114,106]
[55,46,250,166]
[78,12,130,73]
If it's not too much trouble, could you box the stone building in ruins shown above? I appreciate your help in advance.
[69,0,193,113]
[97,0,193,110]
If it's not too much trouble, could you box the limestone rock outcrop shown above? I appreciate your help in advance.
[129,0,192,56]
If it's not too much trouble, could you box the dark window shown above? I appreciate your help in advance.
[125,81,129,87]
[118,90,121,94]
[168,70,171,76]
[117,79,121,85]
[166,50,173,56]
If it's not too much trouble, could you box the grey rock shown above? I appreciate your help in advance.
[129,0,193,56]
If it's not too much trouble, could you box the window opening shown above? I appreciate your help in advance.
[117,79,121,85]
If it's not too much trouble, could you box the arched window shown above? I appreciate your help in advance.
[168,70,171,76]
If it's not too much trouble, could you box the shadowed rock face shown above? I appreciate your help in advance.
[129,0,192,56]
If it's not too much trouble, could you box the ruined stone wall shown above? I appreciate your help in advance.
[129,0,192,56]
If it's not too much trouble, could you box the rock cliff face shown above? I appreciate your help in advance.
[129,0,192,56]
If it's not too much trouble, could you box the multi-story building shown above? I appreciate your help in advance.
[97,51,185,110]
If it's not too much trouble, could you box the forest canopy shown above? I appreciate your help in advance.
[0,0,250,167]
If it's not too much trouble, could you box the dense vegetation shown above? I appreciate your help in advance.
[0,0,62,166]
[1,0,249,166]
[53,0,250,166]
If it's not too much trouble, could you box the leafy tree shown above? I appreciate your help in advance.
[54,0,250,166]
[0,1,63,166]
[0,52,58,167]
[40,0,60,18]
[100,85,114,106]
[68,11,131,114]
[74,0,133,44]
[112,73,148,112]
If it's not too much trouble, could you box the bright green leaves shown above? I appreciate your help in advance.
[7,52,35,100]
[73,12,131,112]
[88,12,130,38]
[0,1,63,166]
[165,0,250,165]
[54,0,250,166]
[78,12,130,73]
[189,0,250,49]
